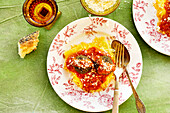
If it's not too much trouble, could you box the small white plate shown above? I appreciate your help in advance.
[47,17,143,112]
[133,0,170,56]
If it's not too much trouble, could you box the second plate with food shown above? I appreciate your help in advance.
[47,17,143,112]
[133,0,170,56]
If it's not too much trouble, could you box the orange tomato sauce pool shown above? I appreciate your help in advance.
[65,47,115,92]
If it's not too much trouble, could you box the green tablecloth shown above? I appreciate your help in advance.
[0,0,170,113]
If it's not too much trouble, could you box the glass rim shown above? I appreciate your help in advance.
[22,0,58,27]
[80,0,121,16]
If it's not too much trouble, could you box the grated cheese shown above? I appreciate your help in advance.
[85,0,117,12]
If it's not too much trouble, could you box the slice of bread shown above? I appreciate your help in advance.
[18,31,40,58]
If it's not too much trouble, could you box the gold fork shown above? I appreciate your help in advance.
[111,40,146,113]
[112,42,124,113]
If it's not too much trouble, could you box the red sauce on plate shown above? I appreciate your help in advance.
[159,0,170,37]
[65,47,115,92]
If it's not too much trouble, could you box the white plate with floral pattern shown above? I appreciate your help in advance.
[47,17,143,112]
[133,0,170,56]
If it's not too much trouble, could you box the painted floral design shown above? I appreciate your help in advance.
[48,57,63,75]
[133,0,170,55]
[98,94,113,108]
[112,23,129,40]
[119,63,141,86]
[63,25,77,40]
[51,74,61,85]
[83,101,95,109]
[62,79,98,107]
[144,19,169,43]
[50,34,65,56]
[133,0,148,21]
[83,17,107,38]
[119,92,125,105]
[111,23,132,51]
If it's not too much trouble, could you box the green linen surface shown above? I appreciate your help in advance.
[0,0,170,113]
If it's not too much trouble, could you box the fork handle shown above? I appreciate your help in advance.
[112,79,119,113]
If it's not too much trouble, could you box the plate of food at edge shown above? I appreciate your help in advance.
[47,16,143,112]
[133,0,170,56]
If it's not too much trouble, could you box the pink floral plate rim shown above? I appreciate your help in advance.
[47,17,143,112]
[133,0,170,56]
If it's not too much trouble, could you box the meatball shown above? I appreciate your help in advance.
[96,56,115,75]
[73,55,93,74]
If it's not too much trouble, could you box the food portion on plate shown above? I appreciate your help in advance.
[47,17,143,111]
[18,31,39,58]
[63,36,116,93]
[154,0,170,37]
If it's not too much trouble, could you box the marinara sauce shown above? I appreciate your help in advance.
[159,0,170,37]
[65,47,115,92]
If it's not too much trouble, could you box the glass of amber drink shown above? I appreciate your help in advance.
[23,0,58,27]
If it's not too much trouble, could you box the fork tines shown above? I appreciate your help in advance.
[115,43,124,68]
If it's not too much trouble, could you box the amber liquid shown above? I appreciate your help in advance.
[29,0,55,24]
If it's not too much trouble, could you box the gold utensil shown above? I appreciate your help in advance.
[111,41,124,113]
[111,40,146,113]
